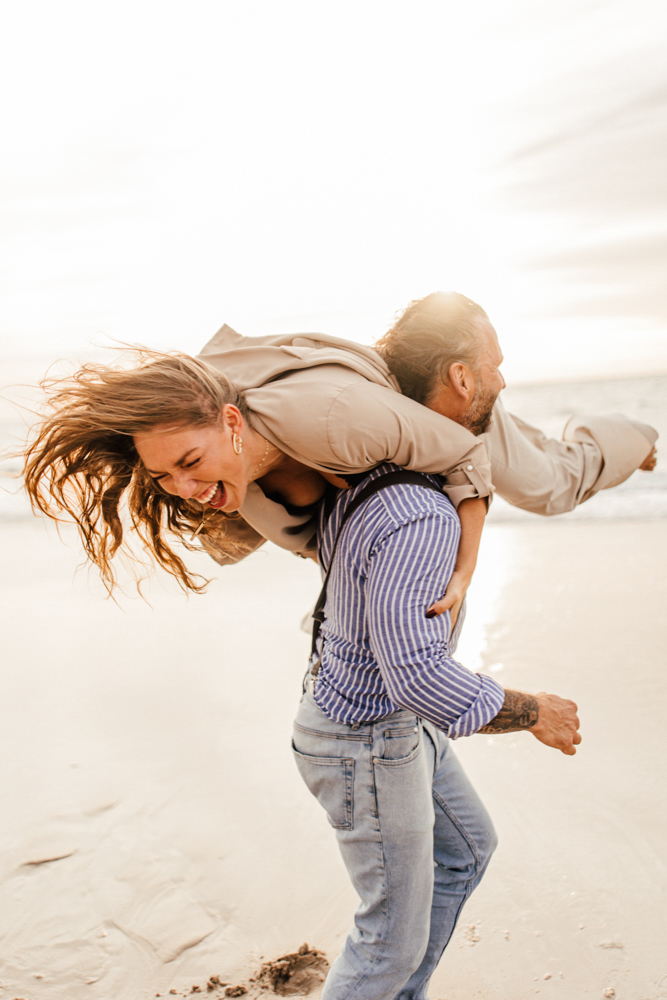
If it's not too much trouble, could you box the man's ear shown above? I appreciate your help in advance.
[447,363,474,401]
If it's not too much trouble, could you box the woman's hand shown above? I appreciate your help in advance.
[639,446,657,471]
[425,569,471,625]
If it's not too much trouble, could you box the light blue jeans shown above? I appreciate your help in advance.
[292,681,497,1000]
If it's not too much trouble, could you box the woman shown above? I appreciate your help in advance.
[23,346,488,621]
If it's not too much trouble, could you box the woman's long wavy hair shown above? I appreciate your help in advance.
[23,349,254,594]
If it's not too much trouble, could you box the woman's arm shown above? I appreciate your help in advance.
[196,513,267,565]
[246,369,493,501]
[425,496,486,623]
[485,399,658,514]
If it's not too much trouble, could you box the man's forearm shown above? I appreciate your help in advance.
[479,689,539,734]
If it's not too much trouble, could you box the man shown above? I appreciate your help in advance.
[375,292,657,512]
[196,291,657,566]
[293,458,581,999]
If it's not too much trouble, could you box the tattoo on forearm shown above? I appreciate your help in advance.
[479,689,539,734]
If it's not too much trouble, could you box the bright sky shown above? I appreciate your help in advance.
[1,0,667,382]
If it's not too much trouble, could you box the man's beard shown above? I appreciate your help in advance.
[460,385,497,436]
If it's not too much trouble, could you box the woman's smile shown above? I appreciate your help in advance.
[196,483,218,504]
[192,481,229,509]
[203,482,227,509]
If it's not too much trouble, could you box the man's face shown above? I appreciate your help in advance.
[426,318,506,434]
[462,319,506,435]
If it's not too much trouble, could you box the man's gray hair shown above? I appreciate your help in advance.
[375,291,488,404]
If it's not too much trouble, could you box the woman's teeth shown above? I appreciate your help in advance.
[198,483,218,504]
[209,484,226,508]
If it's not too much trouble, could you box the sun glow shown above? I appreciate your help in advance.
[1,0,666,384]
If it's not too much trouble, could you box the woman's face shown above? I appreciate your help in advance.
[133,406,250,513]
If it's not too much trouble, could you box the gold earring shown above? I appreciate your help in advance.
[232,433,243,455]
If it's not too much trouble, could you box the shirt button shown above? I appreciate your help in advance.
[466,465,474,471]
[414,726,418,733]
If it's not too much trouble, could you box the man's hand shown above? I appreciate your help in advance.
[531,692,581,756]
[639,446,657,472]
[479,688,581,756]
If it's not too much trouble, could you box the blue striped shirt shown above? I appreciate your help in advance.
[314,464,505,738]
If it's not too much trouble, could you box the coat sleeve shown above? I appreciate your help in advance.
[197,367,494,564]
[197,510,268,565]
[246,367,493,507]
[484,398,657,515]
[325,379,493,506]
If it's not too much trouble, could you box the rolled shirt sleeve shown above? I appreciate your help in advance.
[365,505,504,737]
[562,412,657,497]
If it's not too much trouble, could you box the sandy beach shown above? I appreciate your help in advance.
[1,502,666,1000]
[1,359,666,1000]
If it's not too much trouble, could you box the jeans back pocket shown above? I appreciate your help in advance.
[292,743,355,830]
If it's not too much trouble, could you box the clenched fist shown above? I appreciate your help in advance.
[531,692,581,756]
[639,446,657,472]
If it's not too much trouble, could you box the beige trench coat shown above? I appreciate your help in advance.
[196,325,657,563]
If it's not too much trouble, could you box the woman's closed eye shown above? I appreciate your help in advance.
[149,456,201,480]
